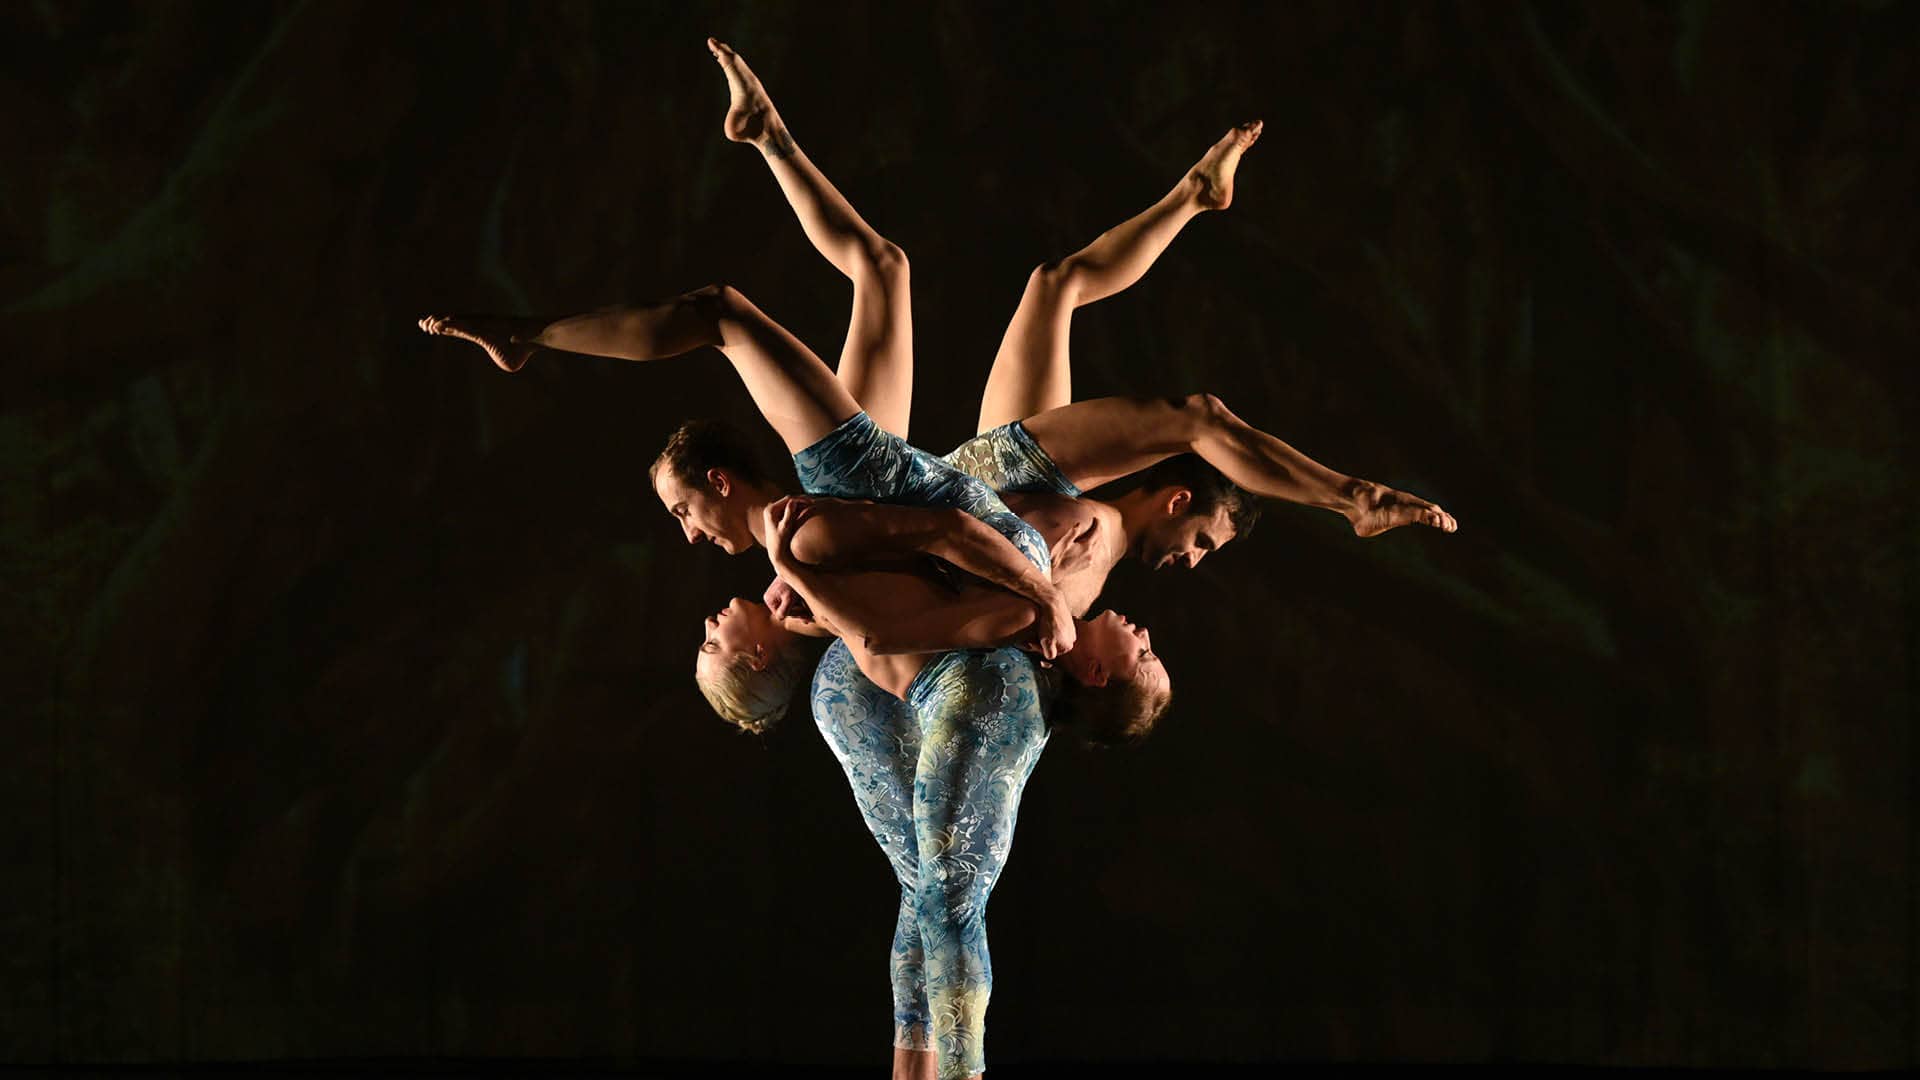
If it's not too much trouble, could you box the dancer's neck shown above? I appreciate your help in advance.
[741,485,785,548]
[1103,490,1166,559]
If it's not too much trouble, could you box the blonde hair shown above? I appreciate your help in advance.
[695,637,821,734]
[1047,665,1174,748]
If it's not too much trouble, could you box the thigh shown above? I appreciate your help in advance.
[811,639,923,887]
[793,421,1053,574]
[709,286,865,453]
[792,411,916,499]
[975,267,1076,435]
[942,422,1083,497]
[836,266,915,439]
[1012,394,1198,493]
[909,650,1051,909]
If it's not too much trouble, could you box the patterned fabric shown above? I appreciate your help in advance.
[904,649,1049,1078]
[941,420,1082,497]
[792,411,1052,573]
[800,411,1054,1076]
[810,640,930,1049]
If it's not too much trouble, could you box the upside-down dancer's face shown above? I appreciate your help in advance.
[1136,491,1236,571]
[1061,609,1169,694]
[695,597,784,679]
[655,468,755,553]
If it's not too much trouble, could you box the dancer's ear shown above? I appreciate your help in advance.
[747,642,769,672]
[1163,487,1193,517]
[1084,660,1108,687]
[706,468,732,496]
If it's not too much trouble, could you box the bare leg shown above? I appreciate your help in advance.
[418,285,860,453]
[975,122,1262,433]
[711,39,914,438]
[891,1047,937,1080]
[1021,392,1459,535]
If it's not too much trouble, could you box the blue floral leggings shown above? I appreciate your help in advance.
[802,419,1074,1077]
[812,642,1047,1077]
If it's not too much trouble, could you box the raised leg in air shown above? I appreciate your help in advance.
[975,122,1263,434]
[711,38,914,438]
[963,118,1456,538]
[418,284,859,454]
[1022,391,1458,536]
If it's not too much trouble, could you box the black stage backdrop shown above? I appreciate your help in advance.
[5,0,1915,1070]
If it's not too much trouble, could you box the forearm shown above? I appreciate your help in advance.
[924,513,1056,610]
[862,603,1034,655]
[769,559,857,640]
[779,558,1034,656]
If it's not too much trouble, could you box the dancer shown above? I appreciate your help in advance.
[925,119,1454,613]
[418,41,1186,740]
[653,117,1456,728]
[694,43,1139,1080]
[422,39,1456,1078]
[687,46,1096,1078]
[783,89,1457,1080]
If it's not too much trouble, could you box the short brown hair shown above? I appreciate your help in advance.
[651,419,778,492]
[1087,454,1259,540]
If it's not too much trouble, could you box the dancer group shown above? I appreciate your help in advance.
[421,40,1456,1080]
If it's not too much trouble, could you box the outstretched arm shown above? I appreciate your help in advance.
[772,497,1075,657]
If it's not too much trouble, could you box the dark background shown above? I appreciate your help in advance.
[6,0,1914,1070]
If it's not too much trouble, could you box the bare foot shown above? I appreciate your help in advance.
[1347,480,1459,538]
[708,38,795,157]
[417,314,540,373]
[1190,120,1263,210]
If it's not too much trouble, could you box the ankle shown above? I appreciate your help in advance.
[1339,477,1376,519]
[758,125,797,160]
[1173,171,1210,209]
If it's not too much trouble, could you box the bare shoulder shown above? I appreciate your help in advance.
[792,497,939,566]
[789,497,868,564]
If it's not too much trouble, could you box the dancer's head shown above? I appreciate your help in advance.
[1095,455,1260,571]
[1050,609,1173,746]
[694,597,818,733]
[651,420,781,554]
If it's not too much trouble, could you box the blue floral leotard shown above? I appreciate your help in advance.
[791,411,1051,569]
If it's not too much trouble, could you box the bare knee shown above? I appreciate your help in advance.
[1178,392,1231,436]
[687,283,767,347]
[689,282,749,315]
[1028,259,1085,303]
[695,282,767,329]
[1187,391,1228,418]
[872,241,909,280]
[855,241,910,289]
